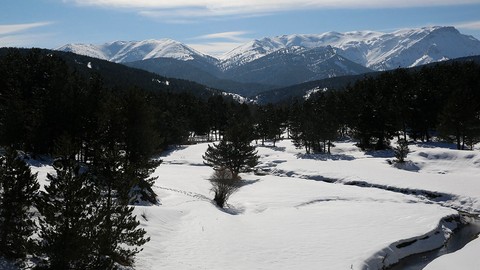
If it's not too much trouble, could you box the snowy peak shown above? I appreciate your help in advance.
[58,26,480,71]
[57,39,212,63]
[106,39,208,62]
[220,26,480,71]
[58,43,111,61]
[219,38,286,70]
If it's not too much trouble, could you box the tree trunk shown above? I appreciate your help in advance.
[456,126,461,150]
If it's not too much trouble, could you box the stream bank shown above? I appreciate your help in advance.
[387,214,480,270]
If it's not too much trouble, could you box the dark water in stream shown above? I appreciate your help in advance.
[388,216,480,270]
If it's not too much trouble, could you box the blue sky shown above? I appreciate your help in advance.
[1,0,480,57]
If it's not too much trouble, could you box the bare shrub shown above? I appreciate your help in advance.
[209,168,240,208]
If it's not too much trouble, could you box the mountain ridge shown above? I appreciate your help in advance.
[58,39,216,63]
[57,26,480,96]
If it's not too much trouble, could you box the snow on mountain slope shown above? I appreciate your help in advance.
[220,26,480,71]
[376,26,480,69]
[107,39,211,63]
[58,43,111,61]
[218,38,286,70]
[58,39,214,63]
[222,45,372,86]
[58,26,480,71]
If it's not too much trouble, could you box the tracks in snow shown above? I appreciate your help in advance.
[154,185,211,202]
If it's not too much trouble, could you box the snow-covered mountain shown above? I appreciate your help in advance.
[57,26,480,95]
[222,45,372,86]
[58,39,217,63]
[220,26,480,71]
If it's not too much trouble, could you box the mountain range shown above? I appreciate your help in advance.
[58,26,480,96]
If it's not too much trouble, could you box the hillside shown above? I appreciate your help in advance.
[255,55,480,104]
[0,48,221,99]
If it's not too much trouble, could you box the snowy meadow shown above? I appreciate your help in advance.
[31,138,475,270]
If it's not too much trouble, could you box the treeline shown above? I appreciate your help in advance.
[284,61,480,152]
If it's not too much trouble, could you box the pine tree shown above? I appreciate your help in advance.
[0,147,39,261]
[207,95,230,141]
[437,62,480,150]
[394,139,409,163]
[288,102,308,151]
[256,104,284,146]
[91,145,150,269]
[36,157,99,269]
[122,88,161,204]
[203,122,259,179]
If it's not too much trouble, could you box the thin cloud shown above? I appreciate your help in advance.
[455,20,480,30]
[68,0,480,20]
[188,31,252,56]
[139,9,270,23]
[0,22,54,48]
[188,42,245,57]
[194,31,250,42]
[0,33,56,48]
[0,22,53,35]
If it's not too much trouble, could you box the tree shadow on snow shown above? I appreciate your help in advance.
[218,203,245,215]
[392,161,421,172]
[155,145,188,158]
[296,153,355,161]
[414,141,458,150]
[257,145,287,152]
[238,179,260,187]
[365,149,395,158]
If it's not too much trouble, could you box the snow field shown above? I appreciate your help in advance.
[131,141,468,270]
[424,234,480,270]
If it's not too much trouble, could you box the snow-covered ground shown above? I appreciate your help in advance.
[28,139,480,269]
[424,234,480,270]
[122,139,478,270]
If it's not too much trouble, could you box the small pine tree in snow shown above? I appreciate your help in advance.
[203,139,258,179]
[203,121,259,179]
[394,139,409,163]
[0,147,39,261]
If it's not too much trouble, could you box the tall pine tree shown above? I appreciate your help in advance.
[122,88,161,205]
[91,145,150,269]
[0,147,39,261]
[36,156,99,269]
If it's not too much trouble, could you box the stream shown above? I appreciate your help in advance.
[388,214,480,270]
[268,166,480,269]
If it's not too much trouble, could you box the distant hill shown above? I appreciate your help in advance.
[0,48,221,99]
[124,57,275,97]
[254,55,480,104]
